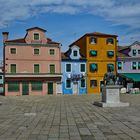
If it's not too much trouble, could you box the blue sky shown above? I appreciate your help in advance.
[0,0,140,60]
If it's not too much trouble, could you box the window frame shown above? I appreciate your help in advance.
[132,62,137,70]
[31,81,42,91]
[34,64,40,73]
[90,36,97,44]
[33,48,40,55]
[65,63,72,73]
[81,79,86,88]
[8,81,19,92]
[80,63,86,72]
[66,79,71,89]
[49,64,55,74]
[73,50,78,57]
[10,48,17,54]
[10,64,16,73]
[49,49,55,55]
[90,80,97,88]
[107,63,114,72]
[117,61,123,70]
[132,49,137,56]
[33,32,40,40]
[90,63,98,72]
[107,38,114,45]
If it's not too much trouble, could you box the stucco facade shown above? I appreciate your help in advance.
[3,27,62,96]
[70,32,117,94]
[61,45,87,95]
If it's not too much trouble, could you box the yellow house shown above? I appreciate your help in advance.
[70,32,118,94]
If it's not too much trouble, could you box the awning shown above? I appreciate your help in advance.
[119,73,140,82]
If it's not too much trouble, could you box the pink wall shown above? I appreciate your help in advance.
[5,28,61,74]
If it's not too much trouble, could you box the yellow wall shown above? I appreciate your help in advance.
[73,34,117,94]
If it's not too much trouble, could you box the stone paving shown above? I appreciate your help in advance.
[0,94,140,140]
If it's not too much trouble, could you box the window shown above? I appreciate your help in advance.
[132,49,137,56]
[0,76,2,79]
[107,51,114,57]
[81,79,85,88]
[66,80,71,88]
[107,64,114,72]
[90,37,97,44]
[50,49,55,55]
[90,80,97,88]
[31,81,42,91]
[73,50,78,56]
[34,64,39,73]
[10,48,16,54]
[132,62,137,70]
[90,50,97,56]
[10,64,16,73]
[138,62,140,69]
[107,38,114,44]
[50,64,55,73]
[8,81,19,92]
[66,64,71,72]
[117,62,122,70]
[80,64,85,72]
[34,49,40,55]
[34,33,39,40]
[138,50,140,54]
[90,63,98,72]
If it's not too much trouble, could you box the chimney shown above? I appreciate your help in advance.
[2,32,9,43]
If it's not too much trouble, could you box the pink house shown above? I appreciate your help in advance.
[3,27,62,96]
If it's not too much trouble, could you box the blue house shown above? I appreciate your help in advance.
[61,45,87,95]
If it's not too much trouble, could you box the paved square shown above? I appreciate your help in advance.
[0,94,140,140]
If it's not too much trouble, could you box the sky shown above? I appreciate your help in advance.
[0,0,140,60]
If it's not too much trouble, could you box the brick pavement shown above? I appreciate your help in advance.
[0,94,139,140]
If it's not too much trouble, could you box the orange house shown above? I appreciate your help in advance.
[70,32,118,94]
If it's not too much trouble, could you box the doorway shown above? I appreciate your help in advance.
[48,82,53,94]
[22,81,29,95]
[73,82,78,94]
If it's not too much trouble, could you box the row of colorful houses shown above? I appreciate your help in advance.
[2,27,140,96]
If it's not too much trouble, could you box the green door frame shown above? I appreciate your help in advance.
[22,81,29,95]
[48,82,53,94]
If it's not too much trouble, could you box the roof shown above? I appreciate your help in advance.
[117,52,129,57]
[6,37,59,45]
[119,73,140,82]
[117,46,129,51]
[26,27,46,32]
[70,32,117,47]
[61,52,86,60]
[86,32,117,37]
[6,38,26,43]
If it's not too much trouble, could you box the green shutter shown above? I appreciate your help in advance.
[107,51,114,57]
[34,33,39,40]
[107,64,114,72]
[11,48,16,54]
[8,81,19,92]
[34,64,39,73]
[66,64,71,72]
[50,65,55,73]
[31,81,42,91]
[81,64,85,72]
[81,79,85,88]
[90,50,97,56]
[66,80,71,88]
[34,49,39,55]
[90,63,97,72]
[11,64,16,73]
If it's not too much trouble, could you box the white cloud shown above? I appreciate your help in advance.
[0,0,140,29]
